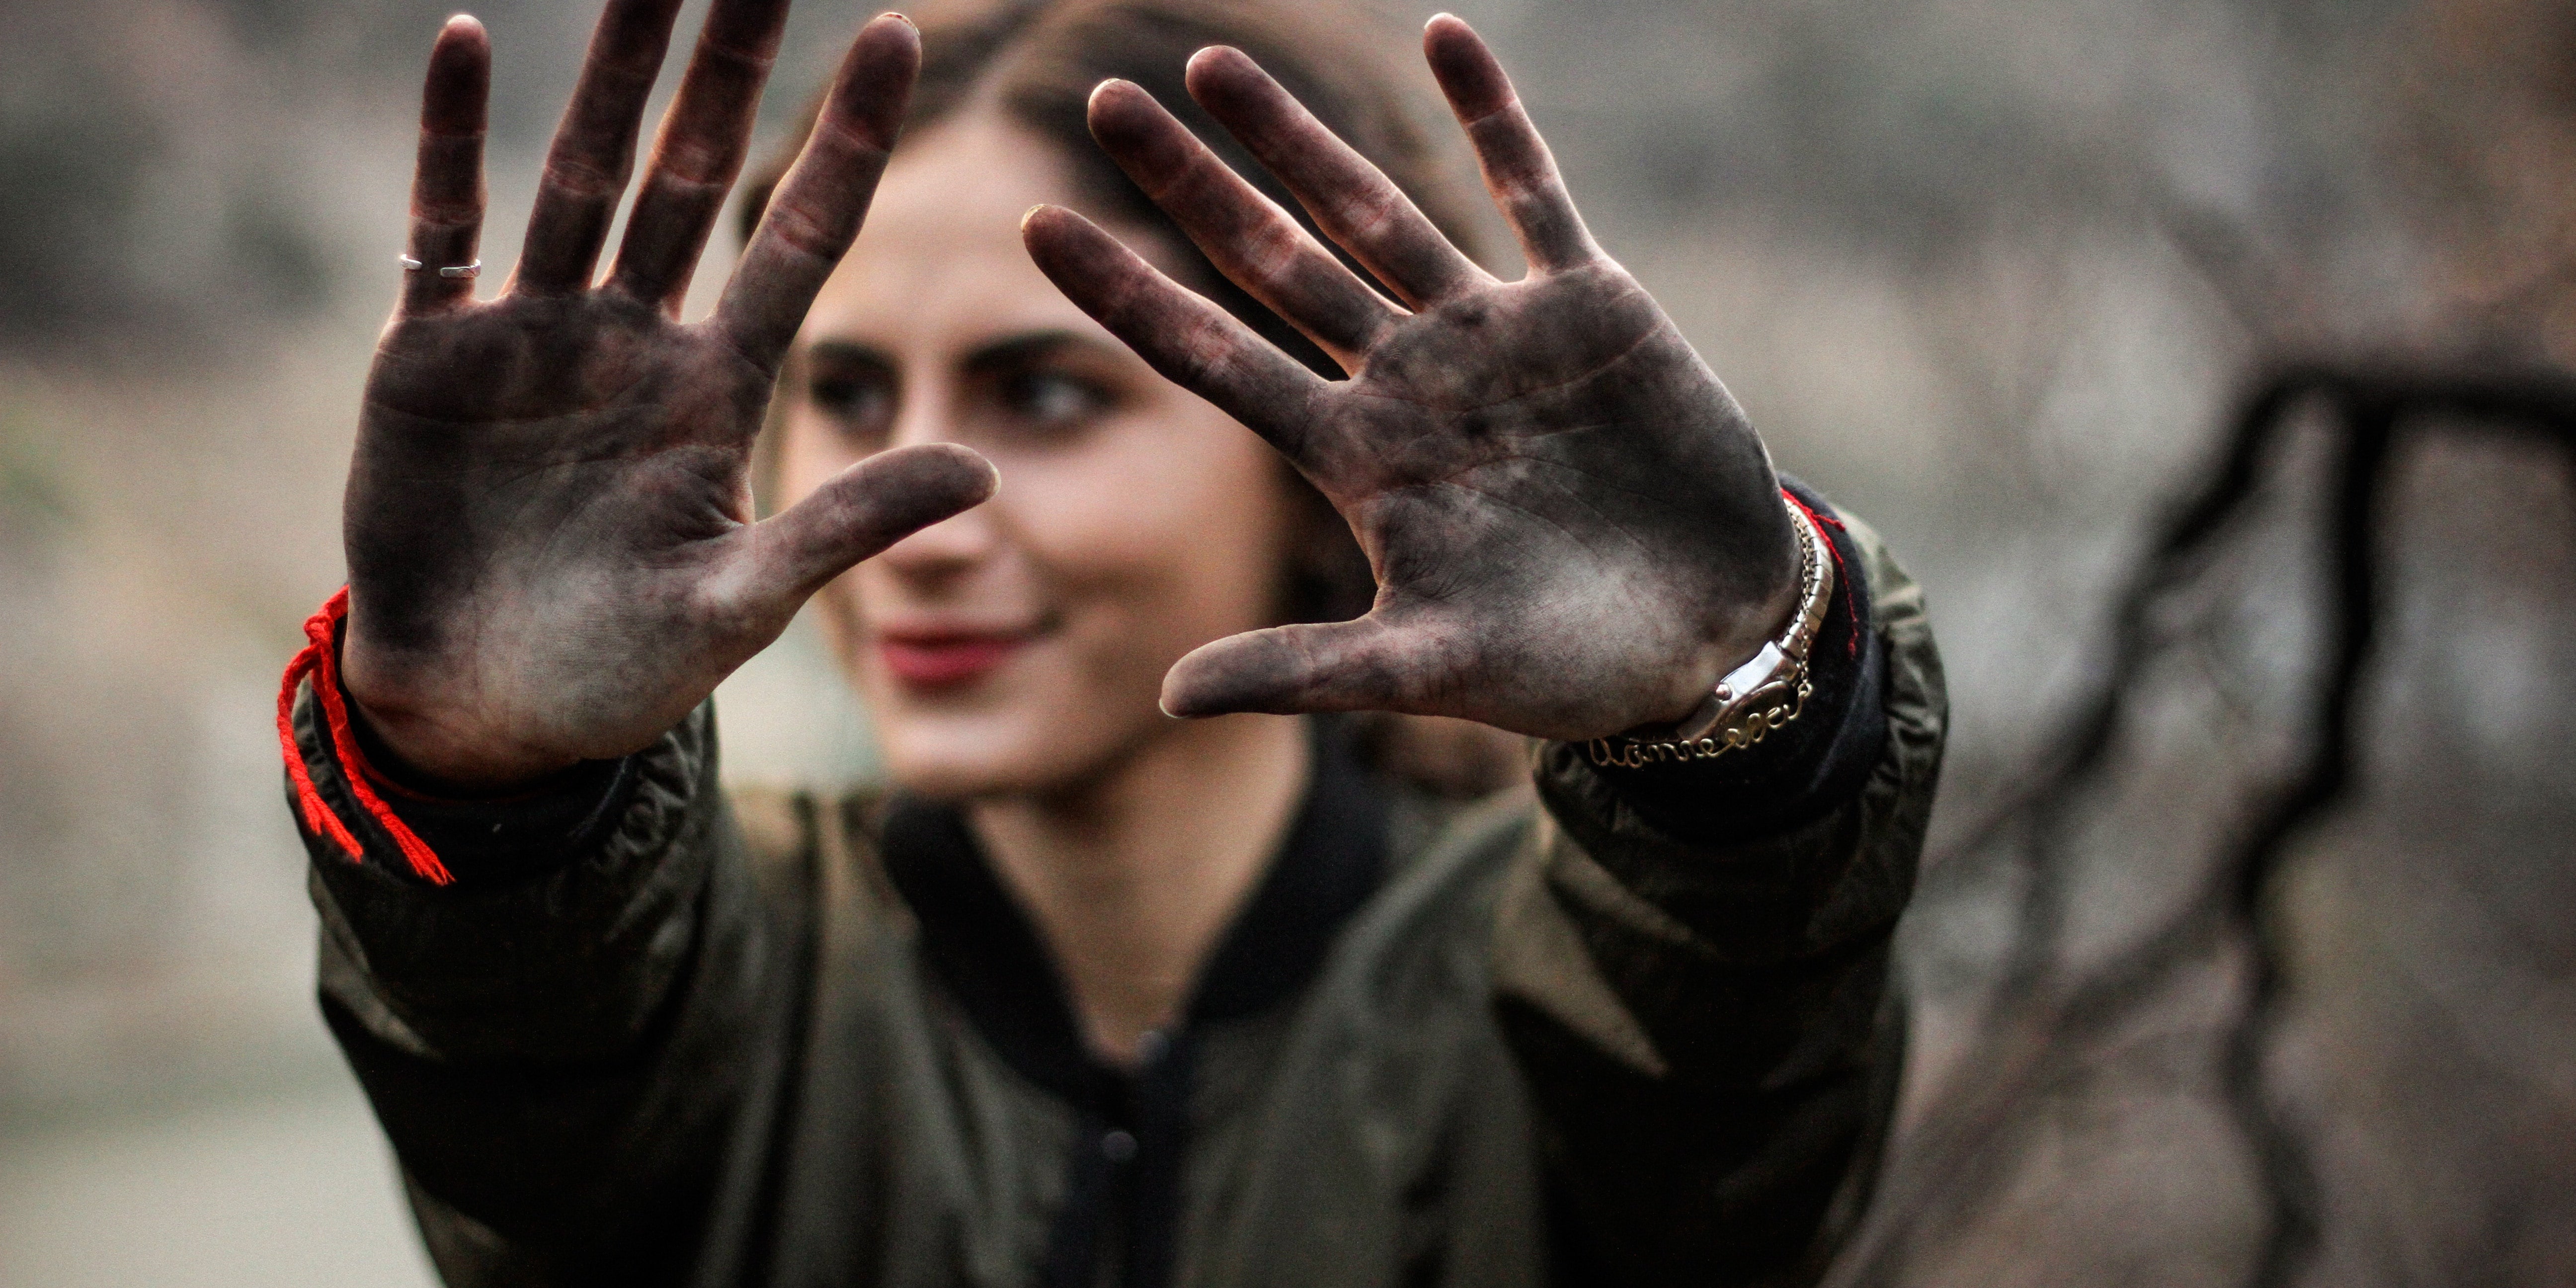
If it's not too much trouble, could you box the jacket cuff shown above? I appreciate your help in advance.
[1558,478,1887,843]
[339,683,638,886]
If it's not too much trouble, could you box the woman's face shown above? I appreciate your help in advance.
[776,109,1304,799]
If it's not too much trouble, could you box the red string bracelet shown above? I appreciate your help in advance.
[275,587,454,885]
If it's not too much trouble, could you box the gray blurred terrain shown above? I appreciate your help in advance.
[2,0,2569,1284]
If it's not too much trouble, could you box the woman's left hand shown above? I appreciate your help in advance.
[1024,14,1801,742]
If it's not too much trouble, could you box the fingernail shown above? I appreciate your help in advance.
[884,11,913,27]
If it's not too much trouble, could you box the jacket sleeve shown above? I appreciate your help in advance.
[288,696,815,1288]
[1490,497,1946,1287]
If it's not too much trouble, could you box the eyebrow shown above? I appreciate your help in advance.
[959,329,1094,376]
[804,339,894,371]
[793,329,1108,389]
[803,330,1104,376]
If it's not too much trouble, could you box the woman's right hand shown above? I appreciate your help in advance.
[341,2,993,790]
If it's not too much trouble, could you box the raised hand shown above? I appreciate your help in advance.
[1023,14,1801,742]
[344,3,993,788]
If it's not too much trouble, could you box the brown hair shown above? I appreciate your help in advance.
[742,0,1527,796]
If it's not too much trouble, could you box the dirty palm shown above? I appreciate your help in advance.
[288,0,1942,1284]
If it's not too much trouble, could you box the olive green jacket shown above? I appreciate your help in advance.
[290,505,1943,1288]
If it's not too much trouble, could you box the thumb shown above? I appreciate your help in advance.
[1160,610,1451,719]
[743,443,997,601]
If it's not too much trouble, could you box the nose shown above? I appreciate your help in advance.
[873,381,999,580]
[876,494,999,580]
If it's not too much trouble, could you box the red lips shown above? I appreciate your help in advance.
[877,632,1031,688]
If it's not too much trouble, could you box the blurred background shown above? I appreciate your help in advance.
[2,0,2571,1283]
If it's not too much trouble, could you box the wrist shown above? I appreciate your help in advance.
[1558,486,1881,842]
[339,652,581,795]
[344,695,584,798]
[1634,492,1810,727]
[1599,494,1834,766]
[1675,519,1807,720]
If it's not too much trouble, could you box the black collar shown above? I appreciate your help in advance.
[879,720,1390,1108]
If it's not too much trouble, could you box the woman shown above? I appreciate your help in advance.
[278,0,1945,1285]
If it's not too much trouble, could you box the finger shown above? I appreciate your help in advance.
[712,14,919,371]
[730,442,997,602]
[512,0,688,294]
[1087,78,1400,367]
[1183,46,1487,309]
[1422,13,1598,274]
[606,0,793,312]
[402,16,490,316]
[1161,611,1440,719]
[1021,204,1335,472]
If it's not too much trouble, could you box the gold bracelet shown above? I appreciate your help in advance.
[1585,502,1835,770]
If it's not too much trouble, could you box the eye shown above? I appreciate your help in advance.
[806,363,895,443]
[1003,370,1108,426]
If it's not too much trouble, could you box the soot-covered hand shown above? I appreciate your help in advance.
[342,3,993,789]
[1023,15,1801,743]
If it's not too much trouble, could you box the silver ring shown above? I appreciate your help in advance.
[397,255,481,278]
